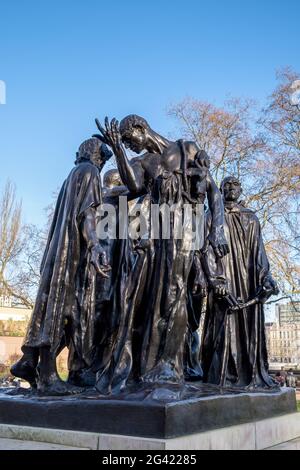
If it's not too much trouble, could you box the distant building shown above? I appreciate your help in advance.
[0,305,32,322]
[0,295,12,308]
[265,322,300,365]
[276,301,300,325]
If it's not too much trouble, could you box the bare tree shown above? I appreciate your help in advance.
[0,181,30,306]
[168,97,266,186]
[167,68,300,294]
[256,68,300,294]
[0,181,45,308]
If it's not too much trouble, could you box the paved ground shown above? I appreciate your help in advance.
[1,436,300,450]
[268,437,300,450]
[0,438,87,450]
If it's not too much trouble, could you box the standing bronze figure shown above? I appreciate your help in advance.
[93,115,229,393]
[201,176,279,388]
[11,138,112,395]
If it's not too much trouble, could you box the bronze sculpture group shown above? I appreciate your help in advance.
[11,115,279,396]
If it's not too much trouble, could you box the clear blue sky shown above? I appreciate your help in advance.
[0,0,299,226]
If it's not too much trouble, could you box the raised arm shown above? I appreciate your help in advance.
[206,171,229,258]
[94,117,145,193]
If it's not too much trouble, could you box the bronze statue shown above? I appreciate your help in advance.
[90,169,136,381]
[201,176,279,389]
[11,138,112,395]
[4,112,296,447]
[93,115,229,393]
[9,118,279,398]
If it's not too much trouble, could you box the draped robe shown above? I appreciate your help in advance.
[201,202,276,388]
[95,142,207,394]
[23,161,102,370]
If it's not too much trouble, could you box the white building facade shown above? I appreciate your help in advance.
[265,322,300,365]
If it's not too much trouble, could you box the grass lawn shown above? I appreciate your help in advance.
[0,369,10,380]
[58,370,68,381]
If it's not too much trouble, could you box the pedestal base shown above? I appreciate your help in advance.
[0,411,300,450]
[0,384,296,439]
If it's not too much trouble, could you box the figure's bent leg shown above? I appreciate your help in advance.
[10,346,39,388]
[37,346,84,396]
[65,316,96,387]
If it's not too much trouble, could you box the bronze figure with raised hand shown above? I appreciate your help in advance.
[93,115,229,392]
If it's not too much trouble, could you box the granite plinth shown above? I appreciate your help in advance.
[0,384,296,439]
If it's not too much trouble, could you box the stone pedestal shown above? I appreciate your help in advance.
[0,412,300,450]
[0,385,297,449]
[0,385,296,439]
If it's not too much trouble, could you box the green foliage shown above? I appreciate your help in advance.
[58,371,68,381]
[0,368,10,380]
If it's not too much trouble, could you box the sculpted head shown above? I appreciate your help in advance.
[220,176,242,202]
[119,114,151,154]
[103,169,123,188]
[76,138,112,170]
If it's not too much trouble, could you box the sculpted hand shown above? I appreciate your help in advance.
[192,279,207,297]
[213,283,228,297]
[258,276,279,303]
[227,296,244,311]
[93,117,112,146]
[94,117,124,158]
[191,253,207,297]
[208,225,230,258]
[210,279,229,298]
[264,277,279,296]
[210,281,241,311]
[90,246,111,279]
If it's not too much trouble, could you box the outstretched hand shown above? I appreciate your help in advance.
[93,117,123,157]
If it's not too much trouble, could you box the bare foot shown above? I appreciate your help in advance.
[142,361,183,384]
[10,358,37,388]
[37,377,84,396]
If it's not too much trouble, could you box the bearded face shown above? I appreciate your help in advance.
[222,178,242,202]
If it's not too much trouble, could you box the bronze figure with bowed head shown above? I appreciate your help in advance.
[92,115,230,392]
[11,138,112,395]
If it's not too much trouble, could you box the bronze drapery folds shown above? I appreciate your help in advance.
[11,119,279,396]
